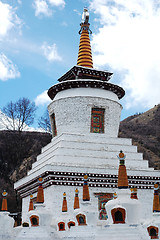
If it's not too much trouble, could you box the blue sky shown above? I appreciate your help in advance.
[0,0,160,128]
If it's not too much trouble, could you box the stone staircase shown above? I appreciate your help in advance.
[28,133,149,175]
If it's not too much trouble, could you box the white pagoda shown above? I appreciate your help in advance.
[0,8,159,240]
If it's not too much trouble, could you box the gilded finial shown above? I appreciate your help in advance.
[30,194,33,199]
[154,183,159,190]
[84,174,88,180]
[2,190,8,197]
[75,188,79,194]
[38,176,44,184]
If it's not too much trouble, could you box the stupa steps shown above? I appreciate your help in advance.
[66,229,146,240]
[59,225,148,240]
[98,234,142,240]
[41,133,133,154]
[97,225,149,240]
[37,147,143,163]
[29,155,148,176]
[40,140,137,158]
[28,131,149,176]
[65,226,96,239]
[98,232,147,240]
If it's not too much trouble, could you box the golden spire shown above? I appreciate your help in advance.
[83,174,90,201]
[29,194,34,211]
[77,8,93,68]
[117,151,128,189]
[62,192,67,212]
[74,188,80,209]
[1,190,8,211]
[153,182,160,212]
[36,177,44,203]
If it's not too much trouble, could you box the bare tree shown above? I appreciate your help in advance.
[38,109,51,133]
[0,97,37,132]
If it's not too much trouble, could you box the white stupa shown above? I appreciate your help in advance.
[0,8,159,240]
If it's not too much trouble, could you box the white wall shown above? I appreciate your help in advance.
[48,87,122,138]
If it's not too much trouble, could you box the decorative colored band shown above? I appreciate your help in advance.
[120,160,125,165]
[79,25,92,34]
[154,191,159,195]
[118,186,128,189]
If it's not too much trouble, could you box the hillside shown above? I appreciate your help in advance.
[0,131,52,212]
[119,104,160,169]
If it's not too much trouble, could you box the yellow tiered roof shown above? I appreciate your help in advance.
[77,9,93,68]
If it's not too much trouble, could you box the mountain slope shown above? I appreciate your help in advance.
[0,131,52,212]
[119,104,160,169]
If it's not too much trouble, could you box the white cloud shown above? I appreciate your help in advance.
[61,21,68,27]
[33,0,65,17]
[90,0,160,109]
[41,42,62,61]
[73,9,81,16]
[33,0,52,17]
[0,1,21,38]
[35,90,51,106]
[17,0,22,4]
[0,54,20,81]
[48,0,65,8]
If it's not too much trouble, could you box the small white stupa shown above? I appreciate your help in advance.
[106,151,142,226]
[0,190,14,239]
